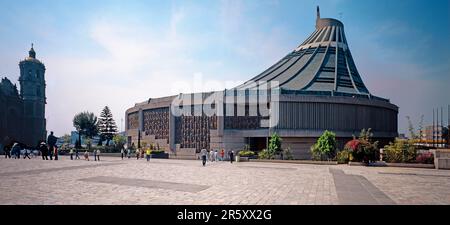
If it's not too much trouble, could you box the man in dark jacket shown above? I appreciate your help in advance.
[3,145,11,158]
[47,131,57,160]
[229,150,234,164]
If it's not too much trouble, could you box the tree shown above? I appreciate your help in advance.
[98,106,118,146]
[61,134,71,150]
[62,134,71,144]
[353,128,379,163]
[113,134,126,150]
[73,111,99,149]
[406,116,418,140]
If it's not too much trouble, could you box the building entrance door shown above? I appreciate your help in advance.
[247,137,267,152]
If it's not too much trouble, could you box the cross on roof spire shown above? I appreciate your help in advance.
[317,6,320,20]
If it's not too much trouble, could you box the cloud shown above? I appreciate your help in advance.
[44,5,252,135]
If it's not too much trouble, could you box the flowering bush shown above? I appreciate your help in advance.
[416,152,434,164]
[344,139,360,152]
[344,129,379,163]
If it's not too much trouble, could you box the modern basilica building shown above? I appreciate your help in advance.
[125,7,398,159]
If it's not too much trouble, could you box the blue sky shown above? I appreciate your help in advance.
[0,0,449,136]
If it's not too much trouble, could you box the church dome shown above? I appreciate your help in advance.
[21,44,44,65]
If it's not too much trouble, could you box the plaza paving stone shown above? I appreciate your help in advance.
[0,156,449,205]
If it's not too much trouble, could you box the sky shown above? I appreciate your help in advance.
[0,0,449,136]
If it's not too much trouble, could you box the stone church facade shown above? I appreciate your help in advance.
[0,45,46,148]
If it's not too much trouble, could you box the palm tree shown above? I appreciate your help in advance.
[73,111,98,149]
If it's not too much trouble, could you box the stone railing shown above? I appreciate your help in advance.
[434,149,450,170]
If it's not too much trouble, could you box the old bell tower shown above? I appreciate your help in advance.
[19,44,47,145]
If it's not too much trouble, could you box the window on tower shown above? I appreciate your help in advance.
[28,70,32,77]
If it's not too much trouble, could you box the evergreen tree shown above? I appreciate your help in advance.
[98,106,118,146]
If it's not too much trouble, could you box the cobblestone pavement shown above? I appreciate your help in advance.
[0,156,449,205]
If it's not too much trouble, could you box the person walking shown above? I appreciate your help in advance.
[207,150,212,162]
[4,146,8,158]
[120,148,125,160]
[84,151,89,161]
[146,148,151,162]
[47,131,57,160]
[69,149,74,160]
[200,148,207,166]
[136,148,140,160]
[96,149,101,161]
[93,149,97,161]
[127,148,131,159]
[220,149,224,161]
[11,142,21,159]
[229,150,234,164]
[39,142,49,160]
[54,145,59,160]
[214,150,218,162]
[210,150,215,162]
[23,148,31,159]
[75,148,80,160]
[4,145,11,159]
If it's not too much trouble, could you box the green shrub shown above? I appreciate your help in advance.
[268,133,282,157]
[310,144,321,160]
[311,130,337,160]
[283,147,294,160]
[239,150,255,157]
[384,139,417,163]
[258,149,273,159]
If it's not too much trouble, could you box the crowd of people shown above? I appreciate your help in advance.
[200,148,235,166]
[3,136,238,166]
[2,131,60,160]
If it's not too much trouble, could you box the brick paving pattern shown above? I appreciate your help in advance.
[0,156,449,205]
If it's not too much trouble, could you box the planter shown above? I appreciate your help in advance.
[385,162,435,169]
[236,155,240,162]
[151,153,169,159]
[248,159,338,165]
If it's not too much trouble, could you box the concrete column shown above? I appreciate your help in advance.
[169,106,176,152]
[138,108,144,131]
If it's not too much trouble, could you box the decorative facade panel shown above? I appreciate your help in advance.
[175,111,217,152]
[143,107,170,140]
[127,112,139,130]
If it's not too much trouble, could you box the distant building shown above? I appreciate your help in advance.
[0,45,47,148]
[420,125,448,148]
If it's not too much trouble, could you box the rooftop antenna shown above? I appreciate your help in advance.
[433,108,435,148]
[441,106,444,147]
